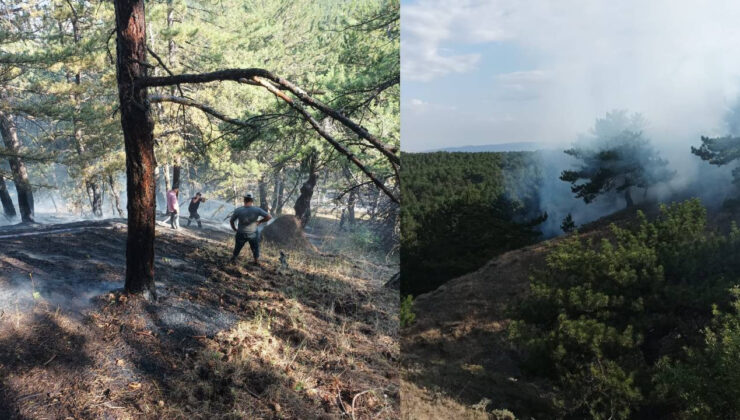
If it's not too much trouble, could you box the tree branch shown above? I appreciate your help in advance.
[135,68,400,166]
[252,76,399,203]
[148,94,255,128]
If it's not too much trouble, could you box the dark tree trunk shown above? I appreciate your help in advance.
[343,166,356,228]
[172,163,181,190]
[90,178,103,217]
[271,168,282,214]
[347,188,356,228]
[0,174,16,218]
[294,153,318,228]
[163,163,171,192]
[258,174,270,212]
[624,188,634,208]
[0,111,34,222]
[115,0,157,296]
[108,173,124,217]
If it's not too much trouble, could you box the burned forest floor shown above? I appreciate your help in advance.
[0,215,399,419]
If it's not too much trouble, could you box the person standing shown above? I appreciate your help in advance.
[187,192,206,228]
[230,193,271,265]
[167,187,180,229]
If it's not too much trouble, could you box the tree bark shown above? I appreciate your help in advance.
[172,163,181,190]
[108,173,124,217]
[0,174,16,218]
[163,163,171,192]
[115,0,157,296]
[347,188,356,228]
[271,168,282,213]
[258,173,269,212]
[294,152,318,228]
[0,111,34,222]
[90,178,103,217]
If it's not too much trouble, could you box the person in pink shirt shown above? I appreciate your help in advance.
[167,187,180,229]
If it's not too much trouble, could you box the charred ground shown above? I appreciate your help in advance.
[0,216,399,419]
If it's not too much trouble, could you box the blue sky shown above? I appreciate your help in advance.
[401,0,740,152]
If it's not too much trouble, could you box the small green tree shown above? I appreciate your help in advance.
[560,213,576,233]
[400,295,416,328]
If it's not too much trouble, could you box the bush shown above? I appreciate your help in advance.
[400,295,416,328]
[508,199,740,419]
[657,286,740,419]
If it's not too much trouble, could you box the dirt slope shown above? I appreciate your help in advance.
[0,217,399,419]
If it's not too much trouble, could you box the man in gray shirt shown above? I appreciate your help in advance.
[229,193,272,265]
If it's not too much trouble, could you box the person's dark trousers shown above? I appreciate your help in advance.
[187,211,202,227]
[232,231,260,260]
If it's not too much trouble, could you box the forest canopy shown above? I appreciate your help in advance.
[401,151,545,296]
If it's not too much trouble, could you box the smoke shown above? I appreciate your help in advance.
[532,105,740,237]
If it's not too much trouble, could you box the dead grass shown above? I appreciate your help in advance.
[0,217,399,419]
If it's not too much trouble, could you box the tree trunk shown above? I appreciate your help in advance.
[70,14,103,218]
[347,188,356,228]
[624,188,634,208]
[294,153,318,228]
[0,111,34,222]
[258,173,270,212]
[90,178,103,217]
[172,163,181,191]
[108,173,124,217]
[271,168,282,213]
[115,0,157,297]
[163,163,171,192]
[0,174,16,218]
[276,170,287,216]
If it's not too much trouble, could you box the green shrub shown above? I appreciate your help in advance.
[508,199,740,419]
[400,295,416,328]
[657,286,740,419]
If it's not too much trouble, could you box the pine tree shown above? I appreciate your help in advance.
[561,110,674,208]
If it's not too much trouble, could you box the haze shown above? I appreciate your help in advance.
[401,0,740,152]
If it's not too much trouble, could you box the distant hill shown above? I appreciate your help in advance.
[427,142,543,153]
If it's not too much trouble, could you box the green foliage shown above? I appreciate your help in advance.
[656,283,740,419]
[400,294,415,328]
[561,110,674,207]
[401,151,545,296]
[560,213,576,233]
[692,135,740,186]
[509,199,740,419]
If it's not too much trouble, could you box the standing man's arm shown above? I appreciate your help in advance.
[230,212,238,231]
[258,209,272,225]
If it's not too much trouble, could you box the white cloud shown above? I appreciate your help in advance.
[401,0,517,82]
[403,0,740,151]
[494,70,552,101]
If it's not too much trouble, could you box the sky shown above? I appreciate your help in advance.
[401,0,740,152]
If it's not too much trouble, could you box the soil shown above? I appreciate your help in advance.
[0,215,399,419]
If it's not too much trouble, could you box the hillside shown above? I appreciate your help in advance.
[0,217,399,419]
[401,201,730,419]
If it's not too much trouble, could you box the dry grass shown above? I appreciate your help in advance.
[0,217,399,419]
